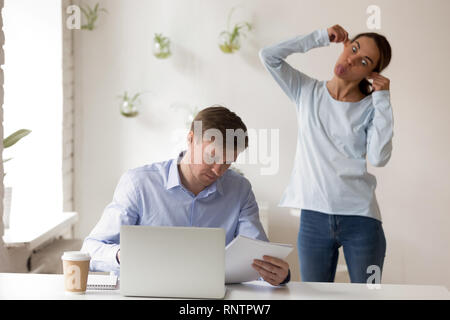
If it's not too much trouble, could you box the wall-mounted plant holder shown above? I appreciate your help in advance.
[80,2,108,31]
[218,7,252,54]
[153,33,171,59]
[118,91,141,118]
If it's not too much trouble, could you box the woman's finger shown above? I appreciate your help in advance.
[372,80,384,87]
[371,74,384,80]
[335,25,348,42]
[330,29,338,42]
[328,25,349,43]
[370,73,390,84]
[329,25,343,42]
[335,28,344,42]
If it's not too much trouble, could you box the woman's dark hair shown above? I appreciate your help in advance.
[351,33,392,95]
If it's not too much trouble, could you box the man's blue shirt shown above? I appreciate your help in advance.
[81,152,268,274]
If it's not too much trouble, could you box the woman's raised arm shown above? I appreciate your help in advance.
[259,29,330,106]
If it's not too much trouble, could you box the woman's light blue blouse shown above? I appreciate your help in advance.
[259,29,394,221]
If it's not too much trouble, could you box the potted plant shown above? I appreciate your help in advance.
[218,7,253,54]
[80,2,108,31]
[2,129,31,229]
[153,33,172,59]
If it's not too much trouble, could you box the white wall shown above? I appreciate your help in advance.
[73,0,450,288]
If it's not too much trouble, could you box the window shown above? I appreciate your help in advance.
[3,0,63,227]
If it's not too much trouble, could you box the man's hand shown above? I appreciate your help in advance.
[252,255,289,286]
[327,24,349,43]
[367,72,390,91]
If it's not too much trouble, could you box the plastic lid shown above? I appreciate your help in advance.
[61,251,91,261]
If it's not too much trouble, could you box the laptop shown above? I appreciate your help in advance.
[120,225,226,299]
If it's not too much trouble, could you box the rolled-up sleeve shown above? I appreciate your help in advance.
[81,171,141,274]
[366,90,394,167]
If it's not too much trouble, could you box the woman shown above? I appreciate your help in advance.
[259,25,393,283]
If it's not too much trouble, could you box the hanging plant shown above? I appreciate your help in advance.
[153,33,172,59]
[118,91,141,118]
[80,2,108,31]
[218,7,253,54]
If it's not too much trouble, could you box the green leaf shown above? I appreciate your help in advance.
[3,129,31,148]
[87,5,94,16]
[154,33,169,47]
[226,7,237,31]
[131,93,141,102]
[80,6,89,18]
[80,2,107,31]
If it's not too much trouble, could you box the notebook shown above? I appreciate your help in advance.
[225,235,293,284]
[87,273,118,290]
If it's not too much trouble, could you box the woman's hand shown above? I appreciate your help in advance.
[367,72,390,91]
[327,24,349,43]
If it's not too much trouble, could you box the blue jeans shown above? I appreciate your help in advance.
[298,209,386,283]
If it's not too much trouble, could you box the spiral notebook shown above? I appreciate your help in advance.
[87,273,118,290]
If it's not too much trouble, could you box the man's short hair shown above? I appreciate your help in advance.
[189,105,249,150]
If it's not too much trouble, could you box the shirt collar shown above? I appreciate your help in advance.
[165,150,224,196]
[166,152,184,190]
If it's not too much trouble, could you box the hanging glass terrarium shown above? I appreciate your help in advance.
[118,91,141,118]
[153,33,171,59]
[219,30,242,53]
[218,7,252,54]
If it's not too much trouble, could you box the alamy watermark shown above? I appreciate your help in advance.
[366,265,382,289]
[66,4,382,31]
[66,5,81,30]
[367,5,381,30]
[190,120,279,176]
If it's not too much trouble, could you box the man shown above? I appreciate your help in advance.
[82,105,290,286]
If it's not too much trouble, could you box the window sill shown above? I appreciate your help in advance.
[2,212,78,251]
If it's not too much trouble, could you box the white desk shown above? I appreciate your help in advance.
[0,273,448,300]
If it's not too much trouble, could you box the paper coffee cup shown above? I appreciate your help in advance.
[61,251,91,294]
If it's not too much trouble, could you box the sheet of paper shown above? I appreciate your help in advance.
[225,235,293,284]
